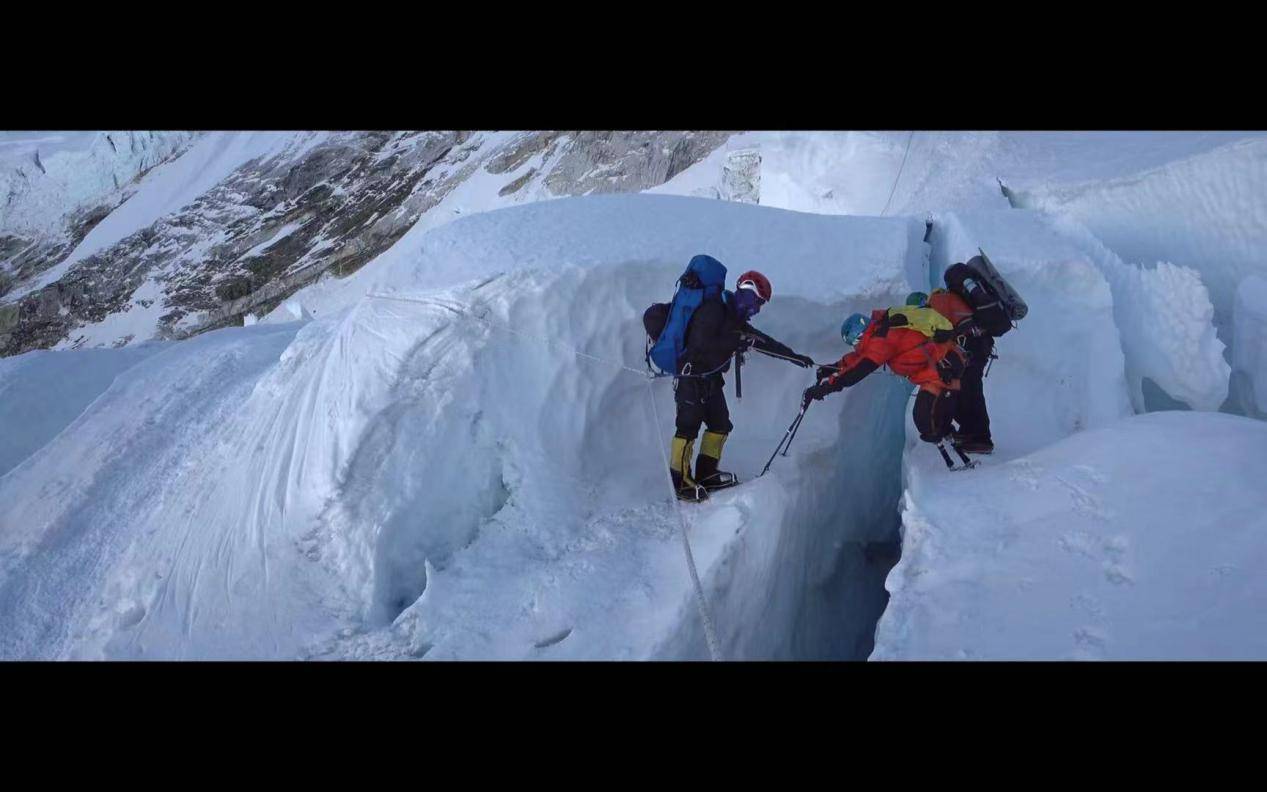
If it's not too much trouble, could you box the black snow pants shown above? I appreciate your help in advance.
[674,375,733,439]
[954,335,994,440]
[913,387,958,443]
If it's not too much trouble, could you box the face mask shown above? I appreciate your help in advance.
[734,288,764,319]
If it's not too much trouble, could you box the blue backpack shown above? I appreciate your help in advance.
[643,254,728,375]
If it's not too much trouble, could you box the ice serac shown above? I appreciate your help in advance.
[0,194,927,660]
[1006,136,1267,347]
[928,210,1132,455]
[933,209,1228,416]
[1,132,198,300]
[875,412,1267,660]
[1232,275,1267,418]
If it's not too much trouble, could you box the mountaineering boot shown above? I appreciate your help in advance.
[952,432,994,454]
[670,436,709,503]
[695,430,739,491]
[935,440,977,471]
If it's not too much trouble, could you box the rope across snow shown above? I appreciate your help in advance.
[367,290,725,661]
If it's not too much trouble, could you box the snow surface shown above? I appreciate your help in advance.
[931,209,1229,414]
[1004,135,1267,347]
[0,132,100,160]
[653,131,1265,218]
[874,412,1267,660]
[656,131,1264,396]
[3,132,1266,660]
[269,193,927,324]
[0,343,163,477]
[0,195,925,659]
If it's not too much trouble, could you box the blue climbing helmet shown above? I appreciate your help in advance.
[841,312,870,346]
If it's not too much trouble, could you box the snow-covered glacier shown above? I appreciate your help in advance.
[3,131,1266,661]
[0,195,927,659]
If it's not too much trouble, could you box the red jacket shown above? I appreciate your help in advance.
[826,309,961,392]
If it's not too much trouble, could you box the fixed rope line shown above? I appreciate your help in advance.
[880,130,916,217]
[646,379,724,661]
[366,290,724,661]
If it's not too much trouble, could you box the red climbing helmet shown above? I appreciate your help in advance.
[736,270,772,303]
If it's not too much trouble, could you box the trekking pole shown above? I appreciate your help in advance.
[758,400,810,478]
[782,403,808,457]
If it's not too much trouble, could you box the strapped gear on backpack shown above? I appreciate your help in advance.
[943,248,1028,338]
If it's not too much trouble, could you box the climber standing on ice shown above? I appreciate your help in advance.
[802,304,970,468]
[644,255,814,503]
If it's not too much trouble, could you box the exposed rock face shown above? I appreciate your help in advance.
[0,131,731,357]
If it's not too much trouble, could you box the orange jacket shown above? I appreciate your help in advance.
[928,289,974,327]
[827,309,961,392]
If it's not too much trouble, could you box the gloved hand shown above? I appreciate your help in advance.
[815,365,837,382]
[791,353,815,368]
[802,383,829,405]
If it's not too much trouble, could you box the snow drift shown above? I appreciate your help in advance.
[4,131,1266,662]
[875,412,1267,660]
[0,195,927,659]
[931,209,1229,415]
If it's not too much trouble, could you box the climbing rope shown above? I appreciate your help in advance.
[366,290,724,661]
[880,131,916,217]
[646,379,724,661]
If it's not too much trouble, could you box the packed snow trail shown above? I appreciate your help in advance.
[0,344,162,476]
[869,224,1265,659]
[874,412,1267,660]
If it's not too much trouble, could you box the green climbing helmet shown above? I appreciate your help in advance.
[905,291,929,307]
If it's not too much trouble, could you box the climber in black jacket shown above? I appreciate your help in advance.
[671,269,814,502]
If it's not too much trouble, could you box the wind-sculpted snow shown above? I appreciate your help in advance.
[874,412,1267,660]
[654,131,1262,218]
[0,196,924,659]
[0,344,163,477]
[927,211,1133,453]
[1004,136,1267,348]
[280,194,927,322]
[933,209,1228,414]
[877,211,1262,659]
[4,141,1264,660]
